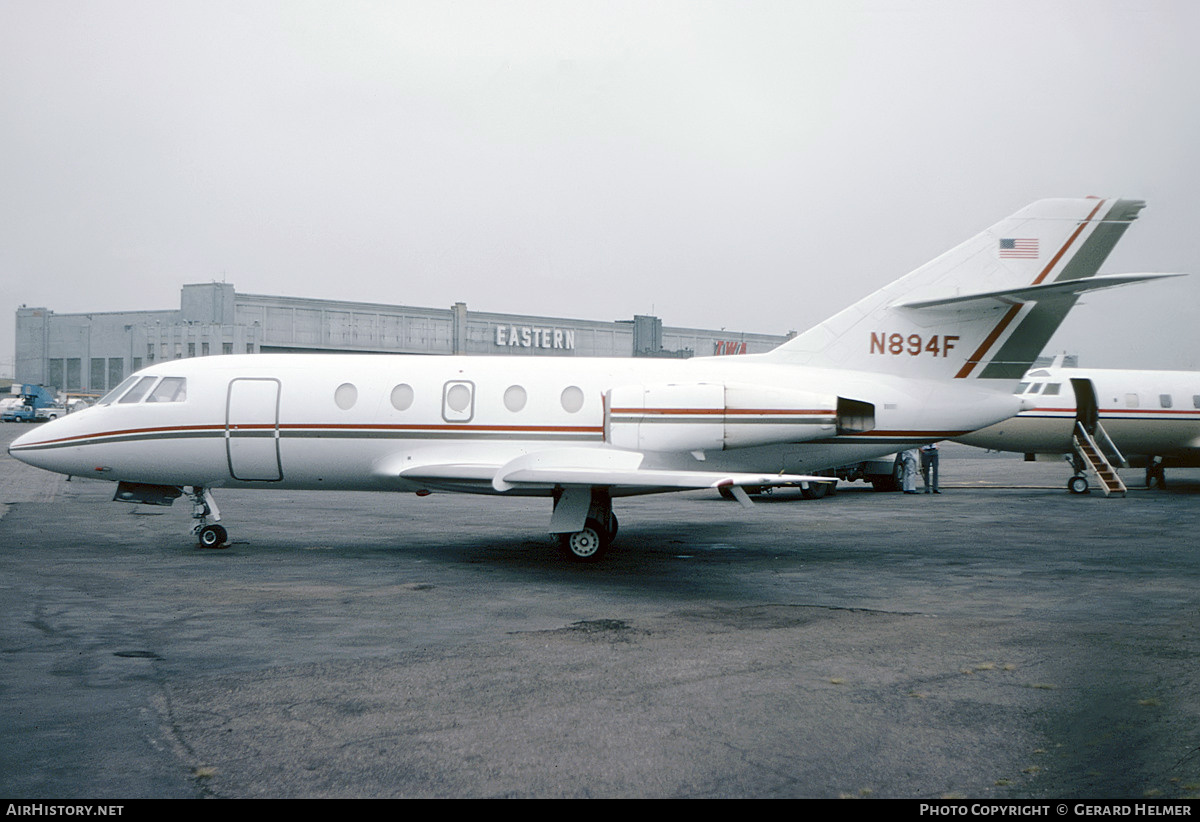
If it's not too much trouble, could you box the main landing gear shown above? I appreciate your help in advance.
[552,487,617,562]
[188,487,228,548]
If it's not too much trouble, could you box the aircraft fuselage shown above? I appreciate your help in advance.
[11,352,1022,494]
[957,367,1200,468]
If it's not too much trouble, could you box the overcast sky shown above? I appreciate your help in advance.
[3,0,1198,376]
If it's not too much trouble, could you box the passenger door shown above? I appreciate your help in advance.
[226,378,282,481]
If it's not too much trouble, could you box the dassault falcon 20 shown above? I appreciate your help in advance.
[9,197,1177,559]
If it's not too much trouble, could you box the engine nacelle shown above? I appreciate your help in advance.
[606,382,868,452]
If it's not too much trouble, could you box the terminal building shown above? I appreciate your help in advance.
[14,282,790,394]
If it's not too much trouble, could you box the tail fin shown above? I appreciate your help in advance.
[765,198,1148,382]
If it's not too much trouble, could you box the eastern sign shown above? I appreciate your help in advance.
[495,326,576,350]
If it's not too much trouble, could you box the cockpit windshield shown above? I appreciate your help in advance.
[147,377,187,403]
[118,376,158,404]
[97,376,140,406]
[100,375,189,406]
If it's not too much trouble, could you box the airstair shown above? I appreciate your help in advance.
[1070,420,1126,496]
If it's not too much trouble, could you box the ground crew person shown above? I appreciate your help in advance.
[921,443,940,494]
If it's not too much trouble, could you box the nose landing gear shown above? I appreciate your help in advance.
[189,487,228,549]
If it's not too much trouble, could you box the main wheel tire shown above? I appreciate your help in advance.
[560,518,608,561]
[1067,475,1089,495]
[198,524,228,549]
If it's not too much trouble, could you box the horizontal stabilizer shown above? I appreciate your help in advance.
[898,272,1184,310]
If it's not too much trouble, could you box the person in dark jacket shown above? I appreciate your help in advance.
[921,443,940,494]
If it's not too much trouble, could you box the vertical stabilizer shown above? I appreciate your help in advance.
[764,198,1145,383]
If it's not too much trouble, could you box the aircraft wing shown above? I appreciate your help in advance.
[396,447,833,505]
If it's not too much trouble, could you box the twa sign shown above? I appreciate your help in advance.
[713,340,748,355]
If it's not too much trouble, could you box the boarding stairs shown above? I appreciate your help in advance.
[1072,420,1127,497]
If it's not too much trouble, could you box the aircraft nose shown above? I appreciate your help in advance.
[8,425,39,460]
[8,418,71,473]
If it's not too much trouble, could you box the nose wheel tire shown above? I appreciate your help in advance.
[1067,475,1090,495]
[198,524,229,549]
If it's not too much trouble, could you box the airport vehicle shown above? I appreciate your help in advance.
[955,366,1200,494]
[1,384,58,423]
[8,198,1173,559]
[836,454,905,492]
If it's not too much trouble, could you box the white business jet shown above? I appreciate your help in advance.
[956,364,1200,494]
[9,198,1174,559]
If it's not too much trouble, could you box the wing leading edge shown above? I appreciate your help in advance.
[394,446,833,500]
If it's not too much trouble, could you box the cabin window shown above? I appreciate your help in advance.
[1125,393,1139,408]
[1194,395,1200,410]
[390,384,414,411]
[335,383,358,410]
[442,381,474,422]
[118,376,158,404]
[1160,394,1173,409]
[503,385,527,413]
[560,386,584,413]
[446,384,471,412]
[147,377,187,403]
[1043,383,1061,396]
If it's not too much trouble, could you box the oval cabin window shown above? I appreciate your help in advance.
[560,385,584,414]
[391,383,414,411]
[446,383,471,412]
[504,385,527,412]
[335,383,358,410]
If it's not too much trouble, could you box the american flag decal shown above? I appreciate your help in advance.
[999,238,1039,258]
